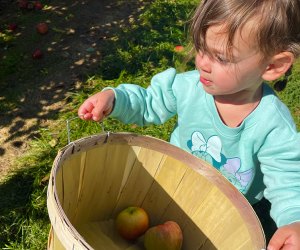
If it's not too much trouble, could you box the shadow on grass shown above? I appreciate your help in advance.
[0,0,197,159]
[0,0,152,163]
[0,161,51,248]
[0,125,61,247]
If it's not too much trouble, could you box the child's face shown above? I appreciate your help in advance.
[195,23,269,98]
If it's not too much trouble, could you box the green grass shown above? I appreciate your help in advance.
[0,0,299,249]
[0,130,55,249]
[277,60,300,127]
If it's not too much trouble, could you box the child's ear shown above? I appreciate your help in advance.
[262,52,294,81]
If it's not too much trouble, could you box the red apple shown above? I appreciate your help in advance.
[174,45,184,52]
[144,221,183,250]
[32,49,43,59]
[115,206,149,241]
[8,23,18,32]
[34,1,43,10]
[36,22,48,35]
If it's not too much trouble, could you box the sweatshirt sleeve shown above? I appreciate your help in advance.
[258,125,300,227]
[104,68,177,126]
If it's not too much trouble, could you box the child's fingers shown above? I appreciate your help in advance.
[267,223,300,250]
[79,101,94,113]
[82,113,93,120]
[78,91,114,121]
[91,105,106,122]
[78,101,95,119]
[268,230,288,250]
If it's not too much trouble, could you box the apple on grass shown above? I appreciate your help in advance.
[174,45,184,52]
[8,23,18,32]
[36,22,48,35]
[32,49,43,59]
[115,206,149,241]
[144,221,183,250]
[34,1,43,10]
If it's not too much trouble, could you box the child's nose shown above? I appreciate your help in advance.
[197,52,211,73]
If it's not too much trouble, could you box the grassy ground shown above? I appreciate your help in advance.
[0,0,299,249]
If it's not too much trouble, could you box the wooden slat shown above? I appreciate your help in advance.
[48,228,66,250]
[141,155,187,225]
[190,186,251,249]
[113,147,165,214]
[71,144,134,225]
[58,152,86,222]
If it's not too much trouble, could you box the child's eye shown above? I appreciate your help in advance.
[215,55,230,64]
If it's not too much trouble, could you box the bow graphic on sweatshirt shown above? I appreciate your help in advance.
[220,157,254,193]
[187,131,254,193]
[189,131,222,163]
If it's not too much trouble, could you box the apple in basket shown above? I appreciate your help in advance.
[144,221,183,250]
[115,206,149,241]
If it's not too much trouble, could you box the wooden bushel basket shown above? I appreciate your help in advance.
[47,132,266,250]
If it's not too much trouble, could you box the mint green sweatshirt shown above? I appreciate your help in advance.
[107,68,300,227]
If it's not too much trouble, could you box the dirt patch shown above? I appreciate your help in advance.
[0,0,149,181]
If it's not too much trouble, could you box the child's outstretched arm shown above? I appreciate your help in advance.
[79,68,179,127]
[268,222,300,250]
[78,90,115,121]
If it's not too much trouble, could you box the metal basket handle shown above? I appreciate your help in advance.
[66,116,107,144]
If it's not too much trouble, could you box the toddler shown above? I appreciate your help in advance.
[78,0,300,249]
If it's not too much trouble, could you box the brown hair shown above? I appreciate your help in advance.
[191,0,300,59]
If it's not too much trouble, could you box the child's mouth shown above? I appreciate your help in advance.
[200,76,212,86]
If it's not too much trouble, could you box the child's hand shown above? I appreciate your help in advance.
[268,222,300,250]
[78,90,115,121]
